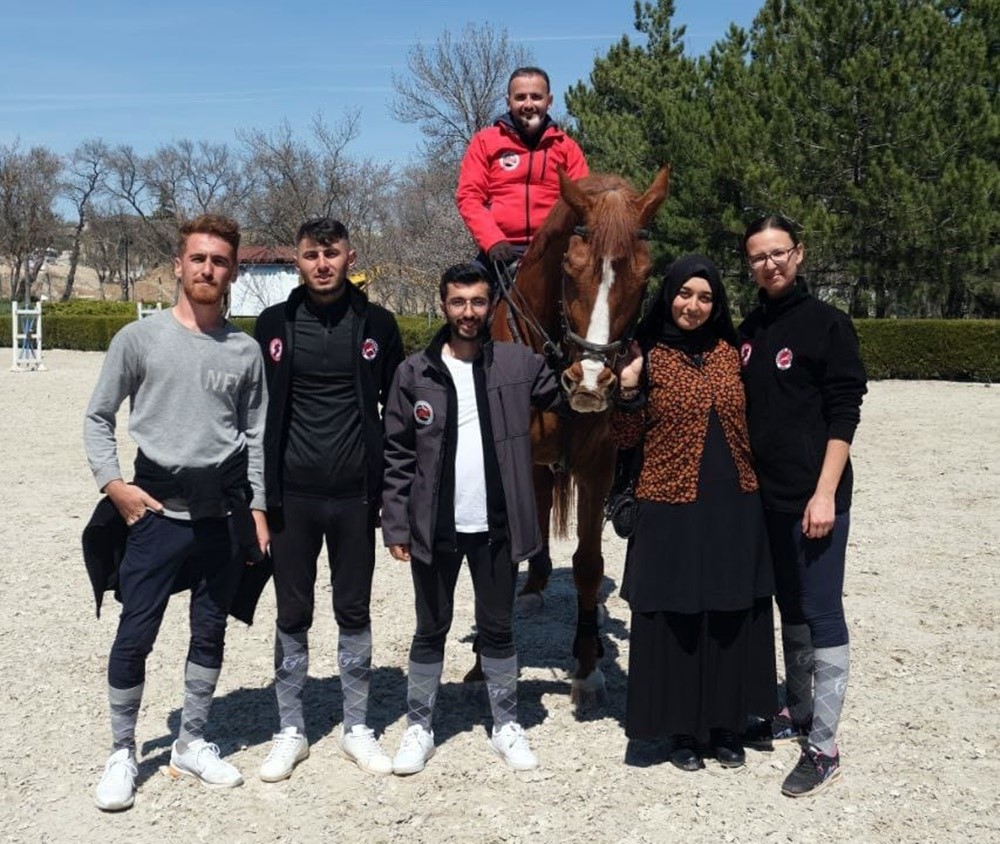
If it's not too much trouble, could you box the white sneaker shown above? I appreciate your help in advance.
[95,747,138,811]
[392,724,435,775]
[259,727,309,782]
[489,722,539,771]
[339,725,393,775]
[167,738,243,788]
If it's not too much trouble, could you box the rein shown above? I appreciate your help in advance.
[493,259,567,372]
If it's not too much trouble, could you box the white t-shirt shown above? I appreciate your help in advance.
[442,353,488,533]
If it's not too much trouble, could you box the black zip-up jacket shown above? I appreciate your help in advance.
[254,284,403,517]
[738,279,867,514]
[381,325,561,565]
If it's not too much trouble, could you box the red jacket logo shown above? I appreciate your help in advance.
[499,151,520,171]
[361,338,379,361]
[740,342,753,367]
[269,337,283,363]
[413,400,434,426]
[775,347,794,370]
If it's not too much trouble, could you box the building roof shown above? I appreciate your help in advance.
[238,246,296,265]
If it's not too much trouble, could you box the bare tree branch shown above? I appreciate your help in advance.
[391,23,531,165]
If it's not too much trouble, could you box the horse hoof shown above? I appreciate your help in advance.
[569,667,606,710]
[462,663,484,683]
[515,591,545,615]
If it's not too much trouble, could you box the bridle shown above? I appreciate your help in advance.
[493,223,652,377]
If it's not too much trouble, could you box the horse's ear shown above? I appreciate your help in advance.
[637,165,672,228]
[558,167,588,219]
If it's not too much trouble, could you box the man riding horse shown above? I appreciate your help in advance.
[456,65,589,586]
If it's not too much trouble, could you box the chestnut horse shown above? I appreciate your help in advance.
[491,166,670,705]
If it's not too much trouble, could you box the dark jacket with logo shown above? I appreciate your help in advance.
[381,326,561,565]
[254,284,403,515]
[737,279,867,514]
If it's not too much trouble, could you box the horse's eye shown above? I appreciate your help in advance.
[636,229,651,241]
[573,225,589,240]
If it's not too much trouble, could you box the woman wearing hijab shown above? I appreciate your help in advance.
[612,254,775,771]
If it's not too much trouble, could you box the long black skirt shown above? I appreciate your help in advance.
[625,597,777,742]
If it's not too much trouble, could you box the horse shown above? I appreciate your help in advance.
[487,166,671,706]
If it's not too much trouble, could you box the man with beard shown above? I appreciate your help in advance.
[85,214,268,810]
[456,66,589,274]
[253,218,403,781]
[381,263,561,775]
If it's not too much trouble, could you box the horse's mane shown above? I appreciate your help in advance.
[525,173,641,265]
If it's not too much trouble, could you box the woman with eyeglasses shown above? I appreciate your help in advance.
[738,215,867,798]
[612,255,776,773]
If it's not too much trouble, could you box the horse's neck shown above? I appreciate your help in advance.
[518,235,568,330]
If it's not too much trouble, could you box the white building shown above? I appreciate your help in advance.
[229,246,299,317]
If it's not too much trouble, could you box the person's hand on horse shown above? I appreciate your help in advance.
[617,340,644,390]
[488,240,516,265]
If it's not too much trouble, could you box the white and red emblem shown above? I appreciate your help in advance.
[775,347,794,371]
[499,151,520,171]
[269,337,283,363]
[413,400,434,426]
[740,342,753,367]
[361,337,379,361]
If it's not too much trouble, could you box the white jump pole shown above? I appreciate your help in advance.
[11,301,45,372]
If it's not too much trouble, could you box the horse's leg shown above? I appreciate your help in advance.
[518,464,554,608]
[569,457,614,709]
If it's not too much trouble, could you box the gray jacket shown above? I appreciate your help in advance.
[381,330,561,565]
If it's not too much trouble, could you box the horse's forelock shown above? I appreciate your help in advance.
[587,187,640,262]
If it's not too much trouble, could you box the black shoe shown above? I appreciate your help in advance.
[668,735,703,772]
[781,745,842,797]
[772,711,812,745]
[740,716,774,751]
[711,729,745,768]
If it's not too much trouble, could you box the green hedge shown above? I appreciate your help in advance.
[3,301,995,381]
[855,319,1000,381]
[1,303,443,357]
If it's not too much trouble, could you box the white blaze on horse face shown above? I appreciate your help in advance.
[580,257,615,391]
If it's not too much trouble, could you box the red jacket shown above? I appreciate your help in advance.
[456,115,589,252]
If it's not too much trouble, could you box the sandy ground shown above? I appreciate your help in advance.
[0,350,997,843]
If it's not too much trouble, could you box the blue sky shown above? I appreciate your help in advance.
[1,0,755,166]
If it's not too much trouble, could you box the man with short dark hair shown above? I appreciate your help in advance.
[382,263,561,775]
[85,213,268,811]
[456,66,589,272]
[253,217,403,780]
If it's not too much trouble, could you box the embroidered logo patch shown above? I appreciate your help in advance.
[775,347,794,370]
[499,151,520,171]
[413,400,434,426]
[740,342,753,367]
[361,337,379,361]
[269,337,283,363]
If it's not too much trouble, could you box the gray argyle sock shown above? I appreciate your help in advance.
[178,661,219,744]
[781,623,814,725]
[406,660,442,731]
[109,682,143,752]
[274,628,308,734]
[481,654,519,729]
[338,627,372,731]
[810,644,850,755]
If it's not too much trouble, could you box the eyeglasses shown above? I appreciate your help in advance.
[748,246,799,269]
[445,297,490,311]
